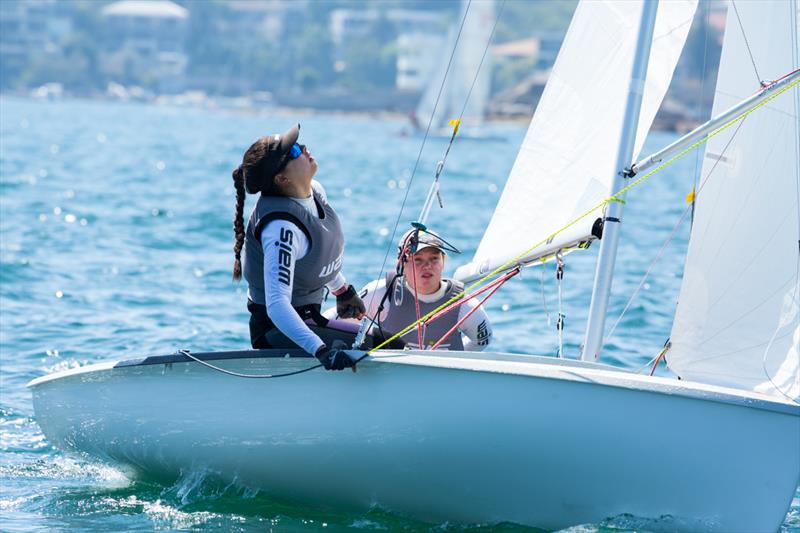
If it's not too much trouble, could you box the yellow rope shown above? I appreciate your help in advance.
[367,77,800,356]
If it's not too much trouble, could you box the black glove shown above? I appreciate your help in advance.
[315,340,356,371]
[336,285,366,319]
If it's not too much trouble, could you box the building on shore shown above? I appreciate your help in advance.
[330,8,447,91]
[396,31,447,92]
[0,0,73,89]
[99,0,189,94]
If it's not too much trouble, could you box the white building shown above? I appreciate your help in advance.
[0,0,73,86]
[329,8,447,90]
[396,32,446,91]
[100,0,189,93]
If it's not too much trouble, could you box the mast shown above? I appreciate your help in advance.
[581,0,659,362]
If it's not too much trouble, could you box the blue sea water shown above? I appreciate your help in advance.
[0,96,797,532]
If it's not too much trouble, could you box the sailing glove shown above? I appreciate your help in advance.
[336,284,366,319]
[315,340,357,371]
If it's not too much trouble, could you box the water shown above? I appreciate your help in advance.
[0,97,797,532]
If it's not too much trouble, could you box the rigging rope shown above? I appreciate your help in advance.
[361,2,474,322]
[409,244,425,348]
[368,75,800,357]
[429,268,516,350]
[690,0,712,227]
[420,0,508,225]
[648,343,670,376]
[555,251,565,358]
[361,0,507,346]
[426,267,519,325]
[540,267,552,328]
[730,0,762,85]
[457,0,507,121]
[176,350,322,379]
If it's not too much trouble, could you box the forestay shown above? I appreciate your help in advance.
[668,0,800,399]
[454,0,697,283]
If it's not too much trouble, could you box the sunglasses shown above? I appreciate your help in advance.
[277,143,305,172]
[288,143,304,159]
[278,143,306,171]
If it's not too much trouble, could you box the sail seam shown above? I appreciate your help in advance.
[610,117,748,350]
[682,328,793,364]
[692,273,795,349]
[701,119,786,280]
[686,119,747,268]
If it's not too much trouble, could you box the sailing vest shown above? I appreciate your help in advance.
[243,189,344,307]
[378,275,465,350]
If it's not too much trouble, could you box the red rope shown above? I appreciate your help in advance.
[429,269,517,350]
[426,267,519,326]
[753,68,799,94]
[408,249,424,349]
[649,348,667,376]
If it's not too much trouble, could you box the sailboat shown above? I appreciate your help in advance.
[411,0,500,140]
[28,1,799,531]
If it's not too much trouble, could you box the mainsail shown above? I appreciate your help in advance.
[454,0,697,283]
[668,0,800,398]
[415,0,495,131]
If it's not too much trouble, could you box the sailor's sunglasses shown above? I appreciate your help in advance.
[277,143,305,172]
[288,143,304,159]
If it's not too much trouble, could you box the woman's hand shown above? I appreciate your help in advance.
[315,340,357,371]
[336,285,366,319]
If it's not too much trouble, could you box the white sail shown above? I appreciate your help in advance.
[415,25,456,131]
[415,0,495,131]
[454,0,697,283]
[668,0,800,398]
[450,0,494,126]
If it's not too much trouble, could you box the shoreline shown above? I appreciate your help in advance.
[1,92,698,133]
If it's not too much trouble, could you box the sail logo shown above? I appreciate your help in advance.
[319,252,343,278]
[276,228,293,286]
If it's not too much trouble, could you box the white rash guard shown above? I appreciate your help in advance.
[260,181,347,355]
[326,277,493,351]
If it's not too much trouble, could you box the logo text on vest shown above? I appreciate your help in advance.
[319,252,343,278]
[276,228,293,286]
[477,320,490,346]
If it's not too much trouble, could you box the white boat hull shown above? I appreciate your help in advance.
[29,350,799,532]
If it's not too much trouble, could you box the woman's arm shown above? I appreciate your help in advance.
[457,299,493,351]
[261,219,325,355]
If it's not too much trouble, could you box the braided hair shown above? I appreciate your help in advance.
[231,165,247,280]
[230,137,287,280]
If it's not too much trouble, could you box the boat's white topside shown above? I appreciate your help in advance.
[27,360,118,387]
[27,349,800,415]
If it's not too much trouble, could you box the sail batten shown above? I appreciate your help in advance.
[454,0,697,284]
[668,0,800,398]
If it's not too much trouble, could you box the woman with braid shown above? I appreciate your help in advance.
[231,124,365,371]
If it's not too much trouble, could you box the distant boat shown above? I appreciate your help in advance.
[30,83,64,101]
[29,1,799,531]
[411,0,502,141]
